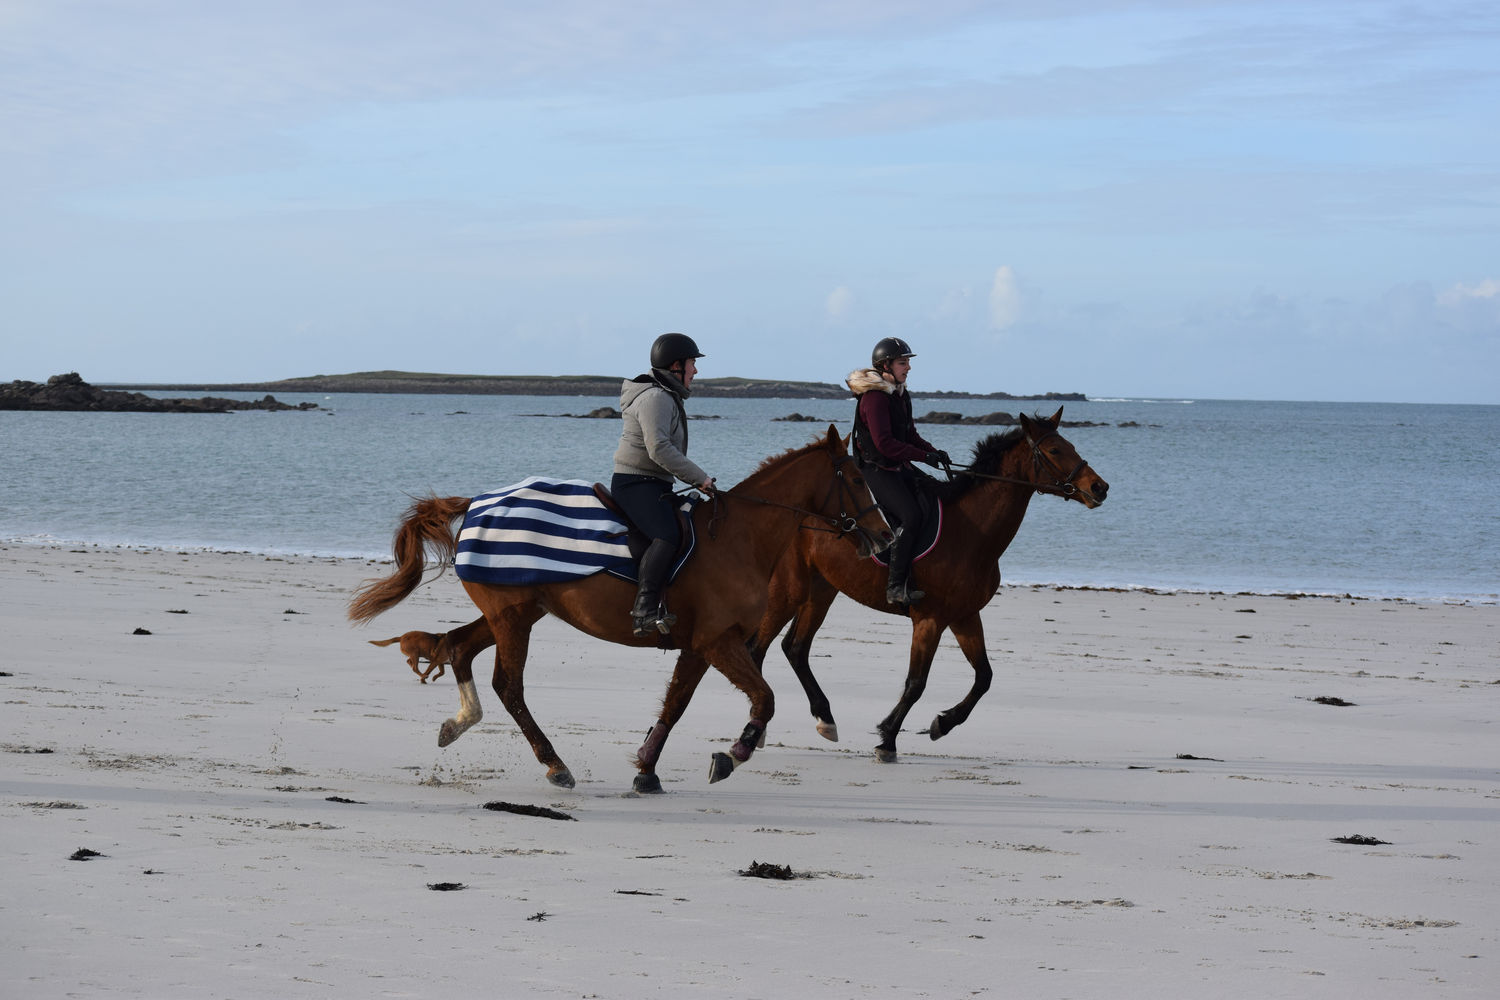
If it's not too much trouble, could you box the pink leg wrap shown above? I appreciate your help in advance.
[730,719,766,763]
[637,721,670,768]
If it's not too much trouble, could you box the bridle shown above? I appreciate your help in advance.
[698,450,886,549]
[950,427,1093,500]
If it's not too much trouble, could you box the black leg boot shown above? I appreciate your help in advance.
[884,527,926,607]
[631,538,678,637]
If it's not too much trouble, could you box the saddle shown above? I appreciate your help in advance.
[592,483,699,585]
[869,489,942,569]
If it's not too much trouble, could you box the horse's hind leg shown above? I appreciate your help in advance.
[484,603,575,788]
[874,616,944,763]
[927,613,993,741]
[436,617,498,747]
[632,650,712,794]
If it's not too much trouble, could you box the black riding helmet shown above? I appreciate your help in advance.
[872,337,916,371]
[651,332,705,371]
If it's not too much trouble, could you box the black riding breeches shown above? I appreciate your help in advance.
[610,474,681,546]
[862,465,924,534]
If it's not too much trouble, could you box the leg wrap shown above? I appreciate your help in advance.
[637,721,670,768]
[730,719,766,763]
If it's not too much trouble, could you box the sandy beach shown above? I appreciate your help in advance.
[2,542,1496,998]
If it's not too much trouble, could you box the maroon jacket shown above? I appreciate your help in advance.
[848,369,935,471]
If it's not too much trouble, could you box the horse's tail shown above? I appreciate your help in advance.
[348,495,470,624]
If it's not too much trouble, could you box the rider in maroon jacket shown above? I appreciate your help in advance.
[847,338,951,606]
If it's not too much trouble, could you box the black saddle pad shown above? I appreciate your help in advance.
[869,492,943,568]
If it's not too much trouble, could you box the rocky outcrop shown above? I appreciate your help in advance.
[103,370,1089,401]
[915,410,1114,428]
[0,373,321,413]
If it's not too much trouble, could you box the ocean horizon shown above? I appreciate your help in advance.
[3,392,1496,604]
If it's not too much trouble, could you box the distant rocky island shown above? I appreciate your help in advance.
[1,373,320,413]
[99,369,1088,401]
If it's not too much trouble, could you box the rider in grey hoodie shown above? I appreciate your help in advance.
[612,333,716,637]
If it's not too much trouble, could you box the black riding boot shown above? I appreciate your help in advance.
[884,527,925,606]
[631,538,679,637]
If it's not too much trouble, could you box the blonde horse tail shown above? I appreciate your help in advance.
[348,495,470,623]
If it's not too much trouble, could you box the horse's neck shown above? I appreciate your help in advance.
[700,456,820,576]
[958,453,1037,557]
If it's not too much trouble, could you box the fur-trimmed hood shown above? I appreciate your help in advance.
[846,368,902,397]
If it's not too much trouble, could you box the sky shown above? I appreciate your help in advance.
[2,1,1497,403]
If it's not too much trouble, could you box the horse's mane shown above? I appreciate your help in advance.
[931,426,1030,502]
[746,436,828,480]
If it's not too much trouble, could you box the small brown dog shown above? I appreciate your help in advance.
[368,630,452,684]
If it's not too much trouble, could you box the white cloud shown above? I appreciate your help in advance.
[1438,278,1500,307]
[989,265,1021,329]
[826,285,854,322]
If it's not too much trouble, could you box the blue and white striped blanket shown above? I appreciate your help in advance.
[454,477,634,585]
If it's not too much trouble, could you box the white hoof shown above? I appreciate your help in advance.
[815,721,839,742]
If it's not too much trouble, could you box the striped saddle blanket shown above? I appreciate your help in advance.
[453,477,694,586]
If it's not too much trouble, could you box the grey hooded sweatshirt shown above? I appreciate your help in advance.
[612,376,709,486]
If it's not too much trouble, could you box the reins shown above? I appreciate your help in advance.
[945,429,1090,500]
[686,452,882,544]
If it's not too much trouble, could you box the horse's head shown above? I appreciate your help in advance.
[817,424,892,558]
[1017,407,1109,507]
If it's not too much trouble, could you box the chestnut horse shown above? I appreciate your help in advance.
[748,408,1108,761]
[348,426,888,791]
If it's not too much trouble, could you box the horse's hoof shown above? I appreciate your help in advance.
[708,752,737,783]
[547,768,576,789]
[437,722,460,748]
[632,773,664,794]
[929,713,950,741]
[875,747,898,763]
[815,721,839,742]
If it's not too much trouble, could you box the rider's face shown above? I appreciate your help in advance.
[677,357,698,387]
[888,357,911,384]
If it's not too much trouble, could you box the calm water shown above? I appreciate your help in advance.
[2,393,1496,603]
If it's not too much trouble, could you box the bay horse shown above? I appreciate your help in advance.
[748,408,1108,761]
[348,426,888,791]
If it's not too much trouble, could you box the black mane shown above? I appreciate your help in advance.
[931,426,1028,502]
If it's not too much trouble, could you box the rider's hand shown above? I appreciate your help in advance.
[699,477,717,495]
[924,450,951,467]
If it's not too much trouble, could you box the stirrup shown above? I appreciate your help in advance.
[632,604,677,637]
[886,583,925,607]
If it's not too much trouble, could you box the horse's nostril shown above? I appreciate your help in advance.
[1096,482,1109,498]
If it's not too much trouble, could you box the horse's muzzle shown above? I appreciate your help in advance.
[1079,477,1109,507]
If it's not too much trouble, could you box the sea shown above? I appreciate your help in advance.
[2,392,1496,604]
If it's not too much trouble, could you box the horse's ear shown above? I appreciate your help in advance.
[1018,411,1034,434]
[825,424,842,448]
[1048,405,1064,425]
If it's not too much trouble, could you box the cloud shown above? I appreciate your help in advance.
[989,265,1021,329]
[826,285,854,322]
[1438,278,1500,306]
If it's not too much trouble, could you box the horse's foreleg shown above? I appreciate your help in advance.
[704,638,776,784]
[435,617,496,747]
[780,581,839,742]
[486,604,573,787]
[874,617,944,763]
[928,613,993,741]
[632,650,712,794]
